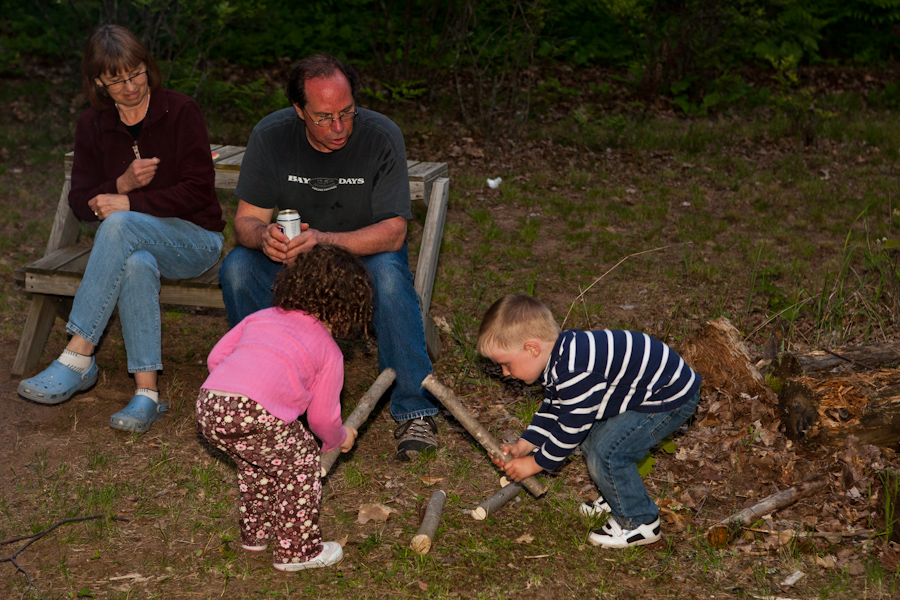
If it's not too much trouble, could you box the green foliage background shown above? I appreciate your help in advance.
[2,0,900,126]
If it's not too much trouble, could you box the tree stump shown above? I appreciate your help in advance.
[772,346,900,450]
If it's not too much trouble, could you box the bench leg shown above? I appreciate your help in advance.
[424,316,443,362]
[11,294,61,377]
[414,177,450,363]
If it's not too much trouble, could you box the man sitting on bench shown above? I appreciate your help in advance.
[218,54,439,461]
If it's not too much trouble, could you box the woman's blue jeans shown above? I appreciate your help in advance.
[66,212,224,373]
[219,243,437,421]
[580,391,700,530]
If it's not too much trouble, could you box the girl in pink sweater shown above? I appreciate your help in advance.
[196,245,372,572]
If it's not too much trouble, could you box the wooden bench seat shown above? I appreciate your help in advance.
[12,145,449,376]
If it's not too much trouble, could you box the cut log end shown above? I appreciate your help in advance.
[410,534,432,554]
[471,482,523,521]
[411,489,447,552]
[706,524,736,548]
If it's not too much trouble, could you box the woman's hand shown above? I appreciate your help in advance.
[340,426,358,453]
[117,157,160,194]
[89,194,131,220]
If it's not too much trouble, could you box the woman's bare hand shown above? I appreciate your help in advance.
[89,194,131,219]
[117,157,160,194]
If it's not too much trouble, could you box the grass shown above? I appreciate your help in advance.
[3,69,900,599]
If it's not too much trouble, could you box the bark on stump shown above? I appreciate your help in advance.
[772,346,900,450]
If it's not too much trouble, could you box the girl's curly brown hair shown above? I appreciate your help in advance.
[271,245,373,337]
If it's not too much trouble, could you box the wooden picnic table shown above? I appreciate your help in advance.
[12,145,449,376]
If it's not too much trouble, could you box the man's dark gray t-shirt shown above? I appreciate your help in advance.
[235,107,412,233]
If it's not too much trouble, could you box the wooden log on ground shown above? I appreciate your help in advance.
[706,477,829,547]
[773,352,900,449]
[422,375,548,498]
[410,490,447,554]
[320,368,396,476]
[793,343,900,374]
[471,483,523,521]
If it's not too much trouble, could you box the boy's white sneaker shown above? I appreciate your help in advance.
[579,495,612,517]
[588,516,661,548]
[273,541,343,571]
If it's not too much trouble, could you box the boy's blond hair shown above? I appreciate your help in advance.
[477,294,561,354]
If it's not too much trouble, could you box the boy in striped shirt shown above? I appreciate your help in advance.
[478,294,701,549]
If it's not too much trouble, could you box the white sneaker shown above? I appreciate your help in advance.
[273,541,343,572]
[588,516,661,548]
[579,495,612,517]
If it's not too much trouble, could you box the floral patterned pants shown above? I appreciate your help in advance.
[196,389,323,566]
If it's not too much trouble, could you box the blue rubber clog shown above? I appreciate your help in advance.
[109,393,168,433]
[18,358,99,405]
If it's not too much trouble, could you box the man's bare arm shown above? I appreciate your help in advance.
[234,199,407,261]
[233,200,289,262]
[302,216,407,257]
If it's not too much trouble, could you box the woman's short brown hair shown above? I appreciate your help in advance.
[477,294,560,355]
[82,25,162,110]
[271,245,373,338]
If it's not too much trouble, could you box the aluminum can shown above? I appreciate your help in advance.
[276,209,302,240]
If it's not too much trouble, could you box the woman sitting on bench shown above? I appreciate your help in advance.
[17,24,225,433]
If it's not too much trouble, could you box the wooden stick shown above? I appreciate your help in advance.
[422,375,547,497]
[471,483,523,520]
[706,477,828,547]
[410,490,447,554]
[320,368,396,476]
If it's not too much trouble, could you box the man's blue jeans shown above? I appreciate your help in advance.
[219,243,437,421]
[66,212,224,373]
[580,391,700,529]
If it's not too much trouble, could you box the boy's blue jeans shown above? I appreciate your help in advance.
[580,391,700,530]
[66,212,224,373]
[219,243,437,421]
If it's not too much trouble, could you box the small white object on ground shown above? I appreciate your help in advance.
[487,177,502,189]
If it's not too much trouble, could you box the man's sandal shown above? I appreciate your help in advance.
[109,394,168,433]
[18,358,99,405]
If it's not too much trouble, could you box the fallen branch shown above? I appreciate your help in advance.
[321,368,396,476]
[1,513,128,600]
[706,478,829,547]
[410,490,447,554]
[561,243,691,329]
[422,375,547,498]
[744,526,873,543]
[820,348,875,371]
[472,483,523,520]
[744,296,816,340]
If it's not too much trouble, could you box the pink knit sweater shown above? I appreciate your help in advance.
[202,307,346,451]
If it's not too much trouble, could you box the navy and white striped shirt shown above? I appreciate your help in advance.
[522,329,701,471]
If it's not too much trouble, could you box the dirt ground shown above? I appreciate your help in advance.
[3,63,900,599]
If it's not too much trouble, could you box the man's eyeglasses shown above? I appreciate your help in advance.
[102,70,148,91]
[306,109,357,128]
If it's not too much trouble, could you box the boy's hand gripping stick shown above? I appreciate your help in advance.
[422,374,548,498]
[320,368,396,476]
